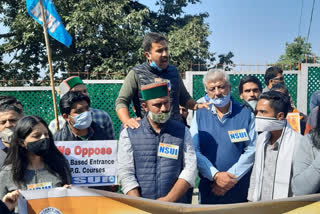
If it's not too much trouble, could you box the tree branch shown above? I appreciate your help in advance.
[4,44,20,52]
[0,33,16,38]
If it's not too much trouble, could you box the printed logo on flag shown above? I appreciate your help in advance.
[228,129,249,143]
[27,182,53,191]
[26,0,72,47]
[158,143,179,160]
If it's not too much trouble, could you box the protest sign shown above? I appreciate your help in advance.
[18,187,320,214]
[286,112,301,133]
[18,187,148,214]
[55,140,117,186]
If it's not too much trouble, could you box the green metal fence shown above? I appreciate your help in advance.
[308,66,320,114]
[1,84,124,139]
[1,64,319,139]
[192,73,297,107]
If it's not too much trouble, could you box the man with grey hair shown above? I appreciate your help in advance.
[190,69,256,204]
[197,69,228,103]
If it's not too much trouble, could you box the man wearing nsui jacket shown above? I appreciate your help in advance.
[191,69,256,204]
[118,82,197,203]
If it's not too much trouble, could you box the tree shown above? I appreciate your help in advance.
[150,0,214,72]
[216,51,234,71]
[277,36,317,70]
[0,0,214,85]
[1,0,150,84]
[167,16,214,73]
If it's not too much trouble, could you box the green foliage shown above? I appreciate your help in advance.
[277,36,318,70]
[168,16,214,73]
[0,0,214,84]
[216,51,234,71]
[156,0,201,17]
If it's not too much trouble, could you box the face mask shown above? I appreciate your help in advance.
[26,138,51,156]
[255,116,286,132]
[150,61,163,72]
[210,93,231,107]
[70,111,92,130]
[204,94,210,102]
[0,127,15,144]
[148,111,170,124]
[247,100,258,111]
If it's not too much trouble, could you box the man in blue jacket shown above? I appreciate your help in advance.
[191,69,256,204]
[118,81,197,203]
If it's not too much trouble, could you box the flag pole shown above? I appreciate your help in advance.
[39,0,60,131]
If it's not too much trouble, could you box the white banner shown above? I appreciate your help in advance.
[18,187,320,214]
[55,140,117,186]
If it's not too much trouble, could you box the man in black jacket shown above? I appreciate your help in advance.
[54,91,113,141]
[54,91,117,192]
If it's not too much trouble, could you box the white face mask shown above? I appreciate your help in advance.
[247,100,258,111]
[0,127,15,144]
[255,116,286,132]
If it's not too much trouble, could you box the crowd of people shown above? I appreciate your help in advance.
[0,32,320,212]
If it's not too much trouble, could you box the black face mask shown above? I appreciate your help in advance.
[26,138,51,157]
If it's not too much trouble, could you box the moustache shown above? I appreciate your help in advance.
[161,57,169,62]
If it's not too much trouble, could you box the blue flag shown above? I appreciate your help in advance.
[26,0,72,47]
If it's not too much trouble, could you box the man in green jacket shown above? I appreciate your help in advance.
[116,32,208,129]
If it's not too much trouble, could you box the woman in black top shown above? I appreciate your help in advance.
[0,116,72,200]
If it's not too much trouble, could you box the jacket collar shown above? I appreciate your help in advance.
[64,122,95,140]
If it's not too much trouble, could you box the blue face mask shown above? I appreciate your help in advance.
[70,111,92,130]
[210,93,231,107]
[150,61,163,72]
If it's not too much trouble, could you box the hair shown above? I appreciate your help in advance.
[3,115,71,186]
[259,91,291,117]
[264,66,283,85]
[203,69,230,88]
[238,76,262,95]
[0,95,22,107]
[271,83,289,96]
[0,104,22,115]
[59,91,91,115]
[143,32,166,52]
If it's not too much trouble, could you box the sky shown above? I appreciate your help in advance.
[139,0,320,66]
[1,0,319,68]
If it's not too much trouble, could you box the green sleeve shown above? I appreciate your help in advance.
[115,70,139,111]
[179,74,192,106]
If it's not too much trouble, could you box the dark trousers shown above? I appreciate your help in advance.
[199,169,251,204]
